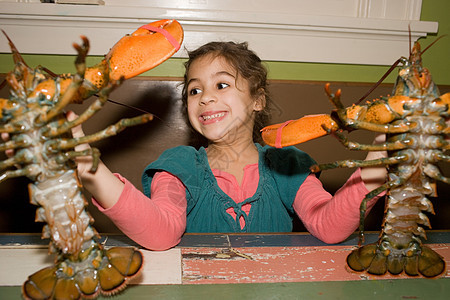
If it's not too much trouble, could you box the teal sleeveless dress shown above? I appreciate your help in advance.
[142,144,315,233]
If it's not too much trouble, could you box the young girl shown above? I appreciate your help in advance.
[73,41,387,251]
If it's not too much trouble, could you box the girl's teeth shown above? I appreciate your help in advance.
[202,113,225,120]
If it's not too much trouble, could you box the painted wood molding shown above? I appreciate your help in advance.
[0,0,438,65]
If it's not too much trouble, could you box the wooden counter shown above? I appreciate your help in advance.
[1,232,449,299]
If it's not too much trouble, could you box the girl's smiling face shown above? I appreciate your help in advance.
[186,54,264,144]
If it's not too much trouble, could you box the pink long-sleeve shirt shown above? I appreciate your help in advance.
[93,165,379,250]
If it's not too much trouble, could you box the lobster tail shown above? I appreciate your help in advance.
[418,245,446,278]
[346,242,445,278]
[346,243,377,272]
[22,245,143,300]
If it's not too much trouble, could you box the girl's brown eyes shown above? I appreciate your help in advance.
[217,83,229,89]
[189,83,229,96]
[189,88,201,95]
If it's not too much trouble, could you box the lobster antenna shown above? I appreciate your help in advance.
[104,98,162,120]
[0,79,6,91]
[355,33,445,106]
[42,66,58,78]
[1,29,29,67]
[420,35,447,56]
[42,64,167,123]
[41,67,163,121]
[0,30,31,91]
[354,58,402,105]
[408,24,412,58]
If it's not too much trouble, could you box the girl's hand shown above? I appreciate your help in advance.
[66,111,93,179]
[361,133,388,191]
[66,111,124,209]
[364,133,387,161]
[1,132,14,158]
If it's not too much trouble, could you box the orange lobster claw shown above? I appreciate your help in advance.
[437,92,450,113]
[75,19,183,101]
[106,19,183,80]
[261,114,338,148]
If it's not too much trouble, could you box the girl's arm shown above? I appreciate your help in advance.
[68,111,186,250]
[293,169,380,244]
[68,111,124,209]
[360,134,388,191]
[93,172,187,250]
[294,134,387,244]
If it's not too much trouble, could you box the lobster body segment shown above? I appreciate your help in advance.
[0,20,183,299]
[262,41,448,278]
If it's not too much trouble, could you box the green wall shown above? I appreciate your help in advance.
[267,0,450,84]
[0,0,448,84]
[417,0,450,85]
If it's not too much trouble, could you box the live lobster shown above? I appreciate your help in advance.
[0,20,183,299]
[261,40,449,277]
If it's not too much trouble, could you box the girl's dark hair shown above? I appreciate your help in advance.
[181,41,272,144]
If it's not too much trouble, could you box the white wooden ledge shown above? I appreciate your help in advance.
[0,0,439,65]
[0,246,182,286]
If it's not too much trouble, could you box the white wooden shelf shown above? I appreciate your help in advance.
[0,0,439,65]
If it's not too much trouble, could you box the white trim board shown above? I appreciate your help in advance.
[0,0,438,65]
[0,247,182,286]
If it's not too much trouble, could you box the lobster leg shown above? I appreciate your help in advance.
[62,80,122,133]
[55,148,101,172]
[43,78,123,138]
[48,114,154,153]
[328,129,407,151]
[357,183,391,244]
[423,164,450,184]
[0,122,28,134]
[39,37,88,123]
[0,168,31,182]
[435,152,450,162]
[0,138,30,152]
[0,149,34,169]
[335,118,413,133]
[312,155,408,172]
[0,156,19,170]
